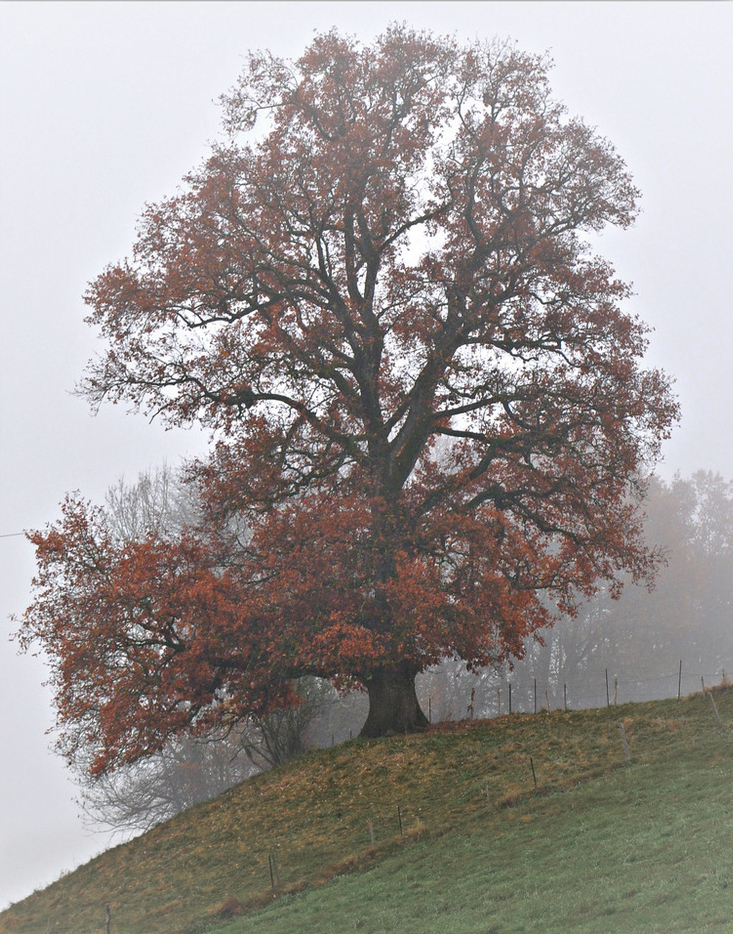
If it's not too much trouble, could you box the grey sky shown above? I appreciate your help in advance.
[1,0,731,909]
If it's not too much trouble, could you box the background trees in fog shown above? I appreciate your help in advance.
[419,470,733,717]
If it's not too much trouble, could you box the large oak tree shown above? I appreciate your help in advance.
[19,27,678,775]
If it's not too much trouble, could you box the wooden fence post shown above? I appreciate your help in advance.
[708,691,723,727]
[105,905,111,934]
[678,660,683,700]
[269,854,281,888]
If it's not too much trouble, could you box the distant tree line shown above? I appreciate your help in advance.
[421,470,732,718]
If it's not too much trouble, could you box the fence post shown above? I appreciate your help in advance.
[106,906,111,934]
[678,660,683,700]
[605,669,610,707]
[708,692,723,727]
[268,853,281,888]
[534,679,537,714]
[564,683,568,711]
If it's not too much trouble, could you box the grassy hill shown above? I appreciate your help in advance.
[2,687,732,934]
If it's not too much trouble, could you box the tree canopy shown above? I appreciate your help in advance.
[19,26,678,775]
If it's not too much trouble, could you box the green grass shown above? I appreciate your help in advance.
[221,736,732,934]
[2,688,732,934]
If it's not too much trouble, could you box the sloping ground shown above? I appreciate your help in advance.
[2,688,731,934]
[223,713,733,934]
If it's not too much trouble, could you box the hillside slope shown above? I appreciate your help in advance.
[2,689,732,934]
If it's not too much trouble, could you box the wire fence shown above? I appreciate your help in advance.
[545,663,727,711]
[415,657,732,725]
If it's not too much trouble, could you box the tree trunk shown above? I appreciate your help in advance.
[360,662,429,737]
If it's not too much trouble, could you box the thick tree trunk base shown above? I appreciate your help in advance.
[360,662,429,738]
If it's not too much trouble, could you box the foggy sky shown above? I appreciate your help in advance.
[1,1,731,909]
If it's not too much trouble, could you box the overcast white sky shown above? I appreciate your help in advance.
[1,0,731,910]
